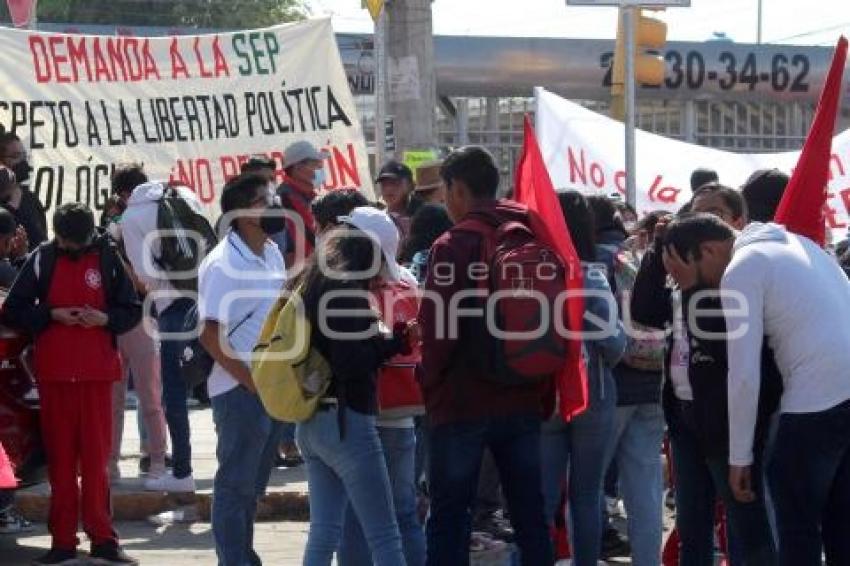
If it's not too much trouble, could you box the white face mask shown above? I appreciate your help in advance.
[313,168,326,189]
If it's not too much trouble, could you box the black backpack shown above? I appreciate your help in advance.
[155,185,217,293]
[179,302,255,388]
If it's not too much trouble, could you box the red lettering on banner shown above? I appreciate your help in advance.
[142,40,161,80]
[92,38,111,82]
[648,175,681,204]
[825,193,846,229]
[194,37,212,78]
[219,156,240,182]
[613,171,626,195]
[170,38,190,79]
[68,37,91,82]
[29,36,51,82]
[590,163,605,188]
[331,144,361,187]
[212,37,230,77]
[48,36,71,83]
[567,146,587,186]
[170,158,215,204]
[829,154,845,180]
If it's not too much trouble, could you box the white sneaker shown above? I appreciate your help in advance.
[143,471,195,493]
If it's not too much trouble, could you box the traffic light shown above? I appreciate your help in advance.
[610,8,667,120]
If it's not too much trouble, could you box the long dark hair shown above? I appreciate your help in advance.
[287,224,379,328]
[398,204,453,263]
[586,195,627,239]
[557,191,596,262]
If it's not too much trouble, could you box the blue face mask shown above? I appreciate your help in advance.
[313,168,326,189]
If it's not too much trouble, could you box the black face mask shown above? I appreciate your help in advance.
[12,161,31,184]
[260,205,287,235]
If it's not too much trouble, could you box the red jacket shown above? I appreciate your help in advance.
[278,175,317,258]
[419,199,550,426]
[34,252,123,383]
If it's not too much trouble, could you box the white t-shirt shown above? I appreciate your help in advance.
[669,294,693,401]
[198,230,285,398]
[723,223,850,466]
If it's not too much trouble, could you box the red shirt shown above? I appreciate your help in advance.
[34,252,122,383]
[279,175,317,259]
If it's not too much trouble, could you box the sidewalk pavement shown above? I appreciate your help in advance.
[15,406,310,522]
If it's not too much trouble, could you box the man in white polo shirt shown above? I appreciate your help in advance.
[197,174,286,566]
[662,214,850,566]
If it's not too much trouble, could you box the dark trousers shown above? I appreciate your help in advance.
[426,414,553,566]
[768,398,850,566]
[158,298,194,478]
[670,401,775,566]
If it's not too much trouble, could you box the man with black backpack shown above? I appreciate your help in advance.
[121,179,216,493]
[420,146,556,565]
[4,203,141,565]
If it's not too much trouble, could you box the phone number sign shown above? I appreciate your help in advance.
[599,42,823,100]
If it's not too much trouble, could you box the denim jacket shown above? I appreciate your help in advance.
[581,262,627,405]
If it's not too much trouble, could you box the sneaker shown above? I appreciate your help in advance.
[139,454,172,475]
[143,471,195,493]
[0,506,34,534]
[89,543,139,565]
[600,527,631,559]
[31,548,80,565]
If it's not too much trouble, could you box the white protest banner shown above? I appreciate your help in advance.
[535,87,850,234]
[0,18,373,216]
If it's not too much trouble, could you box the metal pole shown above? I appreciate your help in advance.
[374,9,387,167]
[757,0,763,44]
[624,6,637,209]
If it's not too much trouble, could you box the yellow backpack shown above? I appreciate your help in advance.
[251,287,332,422]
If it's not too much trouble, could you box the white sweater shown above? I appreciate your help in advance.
[721,223,850,466]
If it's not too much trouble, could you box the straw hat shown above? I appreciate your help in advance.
[414,161,443,192]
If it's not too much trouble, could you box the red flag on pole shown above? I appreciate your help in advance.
[514,115,588,419]
[774,36,848,246]
[6,0,37,28]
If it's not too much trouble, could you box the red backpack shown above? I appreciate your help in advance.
[371,280,425,418]
[456,218,568,386]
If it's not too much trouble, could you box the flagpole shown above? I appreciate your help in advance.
[624,6,637,209]
[374,8,387,168]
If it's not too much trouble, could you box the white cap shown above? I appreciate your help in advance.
[337,206,404,282]
[282,141,329,169]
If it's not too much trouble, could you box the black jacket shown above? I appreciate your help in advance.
[3,232,142,339]
[631,238,782,459]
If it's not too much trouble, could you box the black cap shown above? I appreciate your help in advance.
[376,160,413,183]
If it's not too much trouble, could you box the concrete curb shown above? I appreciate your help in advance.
[15,490,310,522]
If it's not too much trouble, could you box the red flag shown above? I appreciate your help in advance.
[6,0,37,28]
[774,36,848,245]
[515,115,588,419]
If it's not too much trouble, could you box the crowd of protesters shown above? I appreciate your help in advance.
[0,138,847,566]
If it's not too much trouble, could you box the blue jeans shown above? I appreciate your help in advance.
[670,404,776,566]
[211,386,279,566]
[339,426,425,566]
[767,398,850,566]
[158,298,193,478]
[426,414,553,566]
[541,375,615,566]
[279,422,296,445]
[297,408,404,566]
[603,403,665,566]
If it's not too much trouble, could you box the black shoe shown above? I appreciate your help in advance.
[89,543,139,565]
[139,454,173,475]
[601,527,631,559]
[31,548,80,565]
